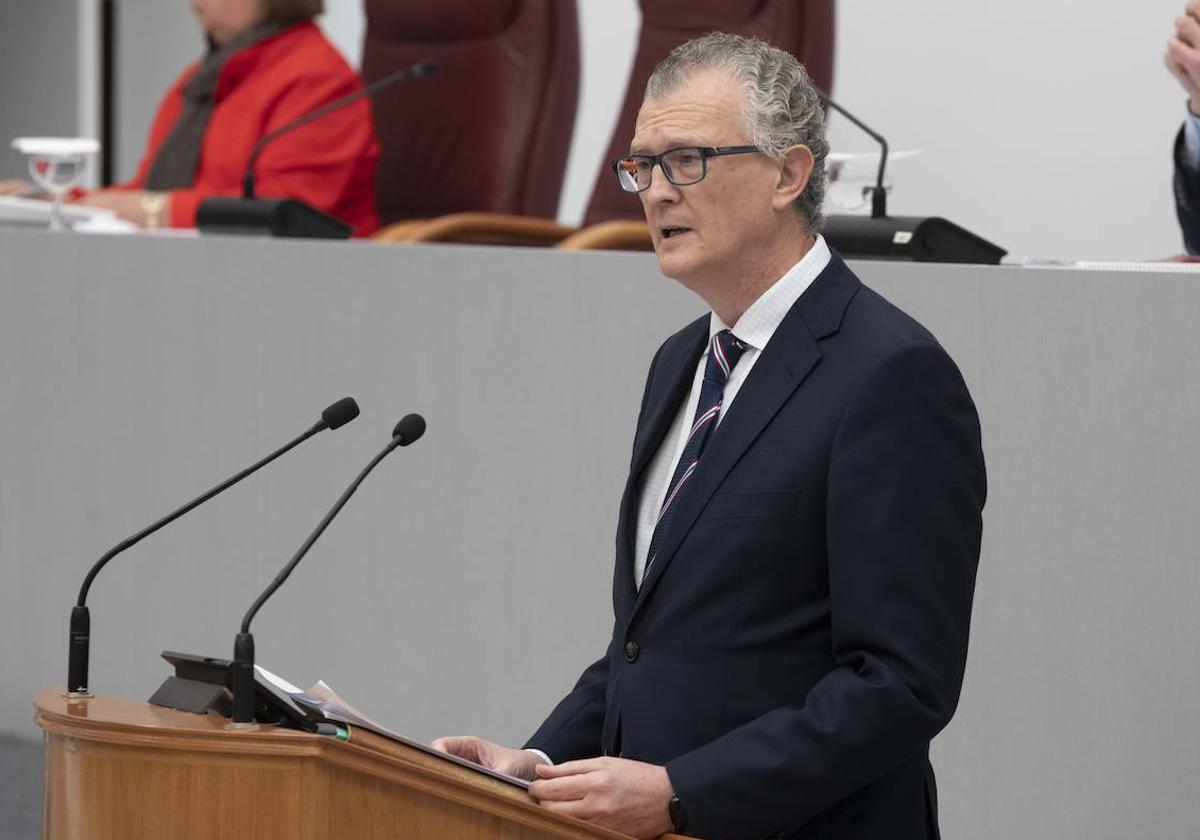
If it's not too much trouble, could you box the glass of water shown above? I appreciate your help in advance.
[12,138,100,231]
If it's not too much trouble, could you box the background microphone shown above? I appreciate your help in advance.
[242,60,437,200]
[815,90,1006,264]
[196,59,438,240]
[230,413,426,725]
[65,397,360,698]
[815,87,889,219]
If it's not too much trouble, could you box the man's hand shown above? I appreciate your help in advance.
[528,757,675,839]
[1167,2,1200,112]
[429,735,546,781]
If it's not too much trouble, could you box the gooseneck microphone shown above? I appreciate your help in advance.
[65,397,360,698]
[242,60,438,200]
[814,87,889,219]
[197,59,438,239]
[230,414,426,725]
[813,90,1007,264]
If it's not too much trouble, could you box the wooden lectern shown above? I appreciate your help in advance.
[35,688,685,840]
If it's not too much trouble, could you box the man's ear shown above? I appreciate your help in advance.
[772,144,815,211]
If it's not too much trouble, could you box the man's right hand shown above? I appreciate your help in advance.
[429,735,547,782]
[1167,1,1200,113]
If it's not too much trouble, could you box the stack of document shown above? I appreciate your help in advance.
[0,195,137,233]
[254,664,532,789]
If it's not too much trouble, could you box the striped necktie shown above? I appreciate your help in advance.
[643,329,748,584]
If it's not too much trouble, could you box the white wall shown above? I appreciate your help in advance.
[825,1,1187,261]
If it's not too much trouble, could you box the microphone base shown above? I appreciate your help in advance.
[61,690,93,700]
[824,214,1006,265]
[197,197,352,240]
[148,675,230,716]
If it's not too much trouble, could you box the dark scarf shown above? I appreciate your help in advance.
[143,21,288,190]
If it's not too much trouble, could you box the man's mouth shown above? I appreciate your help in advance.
[660,226,693,240]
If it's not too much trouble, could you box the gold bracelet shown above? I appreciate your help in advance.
[140,192,168,229]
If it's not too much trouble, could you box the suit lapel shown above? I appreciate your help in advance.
[613,318,709,610]
[631,253,861,617]
[629,319,710,484]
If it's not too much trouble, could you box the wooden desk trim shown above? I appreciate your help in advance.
[34,688,676,840]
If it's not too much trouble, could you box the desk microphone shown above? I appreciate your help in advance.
[814,89,1006,264]
[230,414,426,725]
[65,397,360,698]
[197,59,438,239]
[242,59,437,201]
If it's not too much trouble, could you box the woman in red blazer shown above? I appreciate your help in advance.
[78,0,379,236]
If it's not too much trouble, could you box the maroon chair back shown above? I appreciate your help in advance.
[362,0,579,225]
[583,0,835,226]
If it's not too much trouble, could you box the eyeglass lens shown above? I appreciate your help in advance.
[616,148,707,192]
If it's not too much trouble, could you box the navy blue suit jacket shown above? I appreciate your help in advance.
[526,252,986,840]
[1173,125,1200,255]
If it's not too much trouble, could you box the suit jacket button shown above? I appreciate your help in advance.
[623,640,639,663]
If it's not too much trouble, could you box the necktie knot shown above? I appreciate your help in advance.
[704,330,747,385]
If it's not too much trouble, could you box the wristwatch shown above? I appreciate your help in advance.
[140,191,168,229]
[668,793,688,833]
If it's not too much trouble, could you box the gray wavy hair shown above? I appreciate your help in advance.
[645,32,829,231]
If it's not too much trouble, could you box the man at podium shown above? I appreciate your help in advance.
[435,33,986,840]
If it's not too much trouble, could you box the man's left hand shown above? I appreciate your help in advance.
[528,757,675,838]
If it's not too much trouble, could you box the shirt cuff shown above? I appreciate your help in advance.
[1184,105,1200,172]
[525,748,553,766]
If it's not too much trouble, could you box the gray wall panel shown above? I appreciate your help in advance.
[1,230,1198,839]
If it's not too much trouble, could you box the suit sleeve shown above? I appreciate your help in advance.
[524,338,673,762]
[665,338,986,840]
[523,646,612,763]
[1173,124,1200,256]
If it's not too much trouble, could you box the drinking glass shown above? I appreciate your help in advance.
[11,138,100,231]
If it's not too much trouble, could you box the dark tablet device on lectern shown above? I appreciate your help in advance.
[148,650,321,732]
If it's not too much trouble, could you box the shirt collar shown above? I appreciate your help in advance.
[708,234,833,351]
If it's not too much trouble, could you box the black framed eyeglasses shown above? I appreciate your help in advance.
[611,145,762,193]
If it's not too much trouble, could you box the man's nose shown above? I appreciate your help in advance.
[642,162,680,205]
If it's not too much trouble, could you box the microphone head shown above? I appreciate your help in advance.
[321,397,360,430]
[413,59,438,78]
[392,413,426,446]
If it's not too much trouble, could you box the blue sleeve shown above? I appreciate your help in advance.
[1174,122,1200,256]
[523,649,611,763]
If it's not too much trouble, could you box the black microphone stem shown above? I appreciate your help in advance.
[66,396,359,697]
[231,434,404,724]
[816,89,890,219]
[242,59,437,198]
[240,437,400,635]
[76,422,323,610]
[66,419,324,697]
